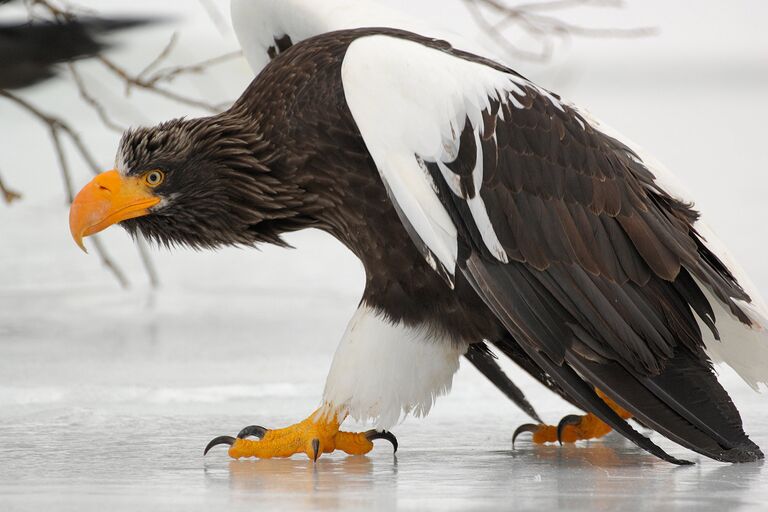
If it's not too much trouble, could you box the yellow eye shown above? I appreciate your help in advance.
[144,170,164,187]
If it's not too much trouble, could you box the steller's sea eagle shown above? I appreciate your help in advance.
[230,0,546,426]
[69,26,768,464]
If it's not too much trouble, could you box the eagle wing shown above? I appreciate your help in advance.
[341,32,767,463]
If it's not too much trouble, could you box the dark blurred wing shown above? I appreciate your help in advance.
[342,32,766,463]
[0,16,155,89]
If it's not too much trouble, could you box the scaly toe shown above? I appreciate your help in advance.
[204,411,398,461]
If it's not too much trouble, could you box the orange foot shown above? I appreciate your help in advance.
[513,389,632,446]
[203,408,397,461]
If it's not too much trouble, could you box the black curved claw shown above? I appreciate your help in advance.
[365,430,398,453]
[237,425,268,440]
[557,414,583,445]
[204,435,236,456]
[312,439,321,462]
[512,423,539,449]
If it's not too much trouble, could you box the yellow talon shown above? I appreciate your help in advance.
[513,389,633,446]
[205,408,397,461]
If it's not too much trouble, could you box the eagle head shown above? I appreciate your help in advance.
[69,112,306,252]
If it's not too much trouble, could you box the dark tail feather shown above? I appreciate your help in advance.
[569,350,763,463]
[465,343,542,423]
[528,348,692,465]
[465,258,690,465]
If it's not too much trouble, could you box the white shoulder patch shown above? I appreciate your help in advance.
[342,35,539,277]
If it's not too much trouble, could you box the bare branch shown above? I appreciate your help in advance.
[145,50,243,86]
[68,63,126,133]
[0,90,79,203]
[48,124,75,203]
[0,170,22,204]
[504,0,621,13]
[29,0,224,113]
[90,235,130,289]
[61,124,102,175]
[463,0,657,61]
[464,0,554,61]
[34,0,240,115]
[135,236,160,287]
[0,89,131,288]
[96,55,221,113]
[0,89,100,172]
[136,32,180,83]
[27,0,77,21]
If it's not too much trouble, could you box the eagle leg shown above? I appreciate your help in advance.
[203,408,397,461]
[512,389,632,446]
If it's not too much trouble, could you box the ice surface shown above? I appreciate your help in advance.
[2,0,768,510]
[2,290,768,511]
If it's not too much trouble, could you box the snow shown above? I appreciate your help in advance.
[1,0,768,510]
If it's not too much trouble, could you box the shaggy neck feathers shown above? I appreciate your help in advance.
[117,106,325,250]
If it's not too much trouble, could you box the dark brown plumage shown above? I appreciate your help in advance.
[112,28,762,464]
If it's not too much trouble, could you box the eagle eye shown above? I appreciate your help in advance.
[144,170,165,187]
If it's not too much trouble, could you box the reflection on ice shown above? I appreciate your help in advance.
[198,433,766,511]
[1,283,767,511]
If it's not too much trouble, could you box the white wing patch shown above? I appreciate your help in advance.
[343,34,768,390]
[231,0,502,75]
[342,35,542,276]
[231,0,407,72]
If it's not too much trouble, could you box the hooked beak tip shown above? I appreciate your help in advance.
[74,235,88,254]
[68,169,159,252]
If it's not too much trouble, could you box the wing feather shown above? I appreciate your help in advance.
[342,32,765,462]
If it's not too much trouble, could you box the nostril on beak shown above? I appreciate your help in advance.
[94,177,113,194]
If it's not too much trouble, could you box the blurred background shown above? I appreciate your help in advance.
[1,1,767,509]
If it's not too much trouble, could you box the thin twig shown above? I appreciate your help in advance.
[49,125,75,203]
[27,0,77,21]
[33,0,240,109]
[506,0,620,13]
[0,90,77,202]
[485,0,657,37]
[145,50,243,86]
[136,236,160,287]
[464,0,553,60]
[0,89,100,172]
[96,55,220,113]
[136,32,180,82]
[90,236,130,289]
[464,0,657,61]
[0,89,130,288]
[0,170,22,204]
[68,63,126,132]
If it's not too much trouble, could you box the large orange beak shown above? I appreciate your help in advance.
[69,170,160,253]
